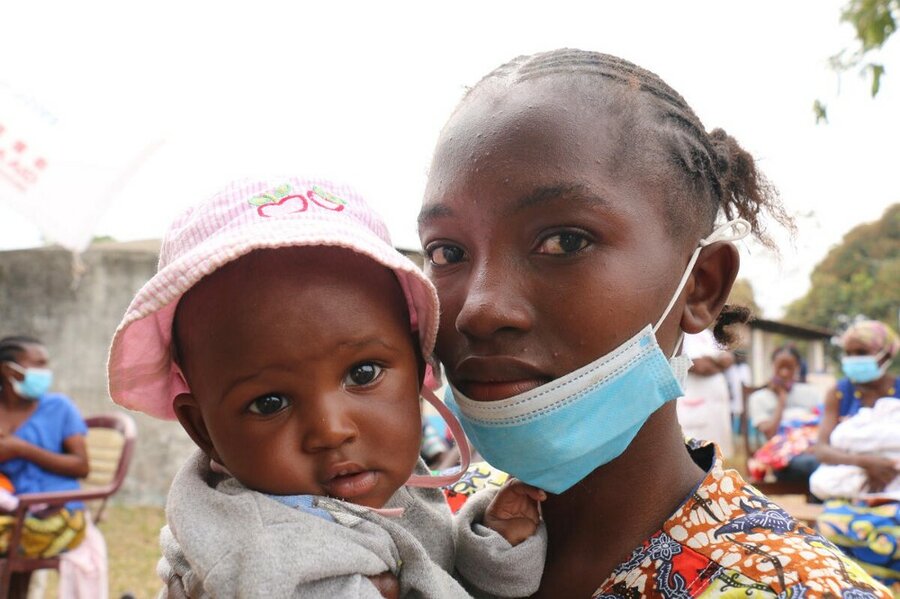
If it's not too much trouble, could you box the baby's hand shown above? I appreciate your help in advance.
[483,479,546,546]
[367,571,399,599]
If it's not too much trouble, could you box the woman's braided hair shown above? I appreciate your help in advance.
[465,49,794,345]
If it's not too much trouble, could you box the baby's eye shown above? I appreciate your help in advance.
[536,232,590,255]
[427,244,466,266]
[248,394,290,415]
[344,362,384,387]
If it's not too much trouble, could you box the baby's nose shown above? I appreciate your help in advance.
[301,394,358,452]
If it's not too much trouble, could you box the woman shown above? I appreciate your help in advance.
[814,321,900,491]
[814,321,900,589]
[0,335,89,559]
[746,345,823,482]
[419,49,890,597]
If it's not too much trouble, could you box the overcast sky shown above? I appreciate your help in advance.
[1,1,897,318]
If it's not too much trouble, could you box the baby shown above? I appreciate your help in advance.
[107,178,546,598]
[810,396,900,501]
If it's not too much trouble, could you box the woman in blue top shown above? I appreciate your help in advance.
[0,335,89,559]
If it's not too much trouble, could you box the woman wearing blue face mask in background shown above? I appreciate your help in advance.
[812,321,900,590]
[0,335,89,565]
[814,320,900,492]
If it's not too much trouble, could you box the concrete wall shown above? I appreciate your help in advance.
[0,242,195,505]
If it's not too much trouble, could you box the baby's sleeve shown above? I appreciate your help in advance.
[452,487,547,598]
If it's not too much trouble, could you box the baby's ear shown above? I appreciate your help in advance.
[680,241,740,334]
[173,393,220,462]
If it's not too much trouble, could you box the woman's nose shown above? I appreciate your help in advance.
[301,394,358,453]
[455,262,534,340]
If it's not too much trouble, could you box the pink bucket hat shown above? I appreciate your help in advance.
[107,177,439,420]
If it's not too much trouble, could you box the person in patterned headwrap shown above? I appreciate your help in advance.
[814,319,900,590]
[814,320,900,490]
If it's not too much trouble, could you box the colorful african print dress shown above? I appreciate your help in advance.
[446,442,893,598]
[591,441,890,598]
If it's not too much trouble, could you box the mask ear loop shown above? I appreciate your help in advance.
[652,219,752,356]
[875,349,893,377]
[406,387,472,488]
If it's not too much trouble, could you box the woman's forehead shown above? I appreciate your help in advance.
[423,98,670,231]
[20,343,48,363]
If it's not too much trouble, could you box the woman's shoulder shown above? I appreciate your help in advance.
[38,393,78,409]
[664,465,889,596]
[31,393,87,435]
[596,451,891,598]
[747,386,775,402]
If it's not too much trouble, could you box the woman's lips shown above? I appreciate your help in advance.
[458,378,551,401]
[453,356,552,401]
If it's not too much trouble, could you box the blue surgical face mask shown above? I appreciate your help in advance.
[444,219,751,494]
[6,362,53,400]
[841,351,889,384]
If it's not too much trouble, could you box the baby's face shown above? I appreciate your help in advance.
[173,247,423,508]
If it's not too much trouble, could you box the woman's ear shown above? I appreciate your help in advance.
[0,362,22,383]
[680,241,740,334]
[173,393,220,462]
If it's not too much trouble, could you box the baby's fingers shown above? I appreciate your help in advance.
[507,478,547,502]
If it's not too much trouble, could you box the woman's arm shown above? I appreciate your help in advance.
[0,433,89,479]
[813,387,852,465]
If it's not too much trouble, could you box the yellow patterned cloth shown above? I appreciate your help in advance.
[0,508,86,558]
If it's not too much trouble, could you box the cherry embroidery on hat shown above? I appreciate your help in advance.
[248,184,346,217]
[308,185,346,211]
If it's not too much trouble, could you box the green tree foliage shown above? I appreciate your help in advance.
[816,0,899,122]
[786,203,900,329]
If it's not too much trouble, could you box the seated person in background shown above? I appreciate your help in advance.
[0,335,89,558]
[747,345,823,483]
[748,344,822,439]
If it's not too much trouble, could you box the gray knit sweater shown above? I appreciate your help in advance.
[158,450,546,598]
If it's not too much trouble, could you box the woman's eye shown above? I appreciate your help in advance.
[427,244,466,266]
[344,363,384,387]
[248,394,289,415]
[536,232,590,255]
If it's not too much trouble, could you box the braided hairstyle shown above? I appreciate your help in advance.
[463,49,793,345]
[0,335,43,390]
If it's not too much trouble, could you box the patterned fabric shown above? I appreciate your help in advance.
[841,321,900,360]
[0,508,86,558]
[817,499,900,588]
[443,462,509,514]
[592,441,891,598]
[747,425,819,482]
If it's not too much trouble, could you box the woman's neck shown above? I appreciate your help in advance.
[534,403,705,596]
[856,372,896,405]
[0,385,30,411]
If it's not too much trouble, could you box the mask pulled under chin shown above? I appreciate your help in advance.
[446,325,686,494]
